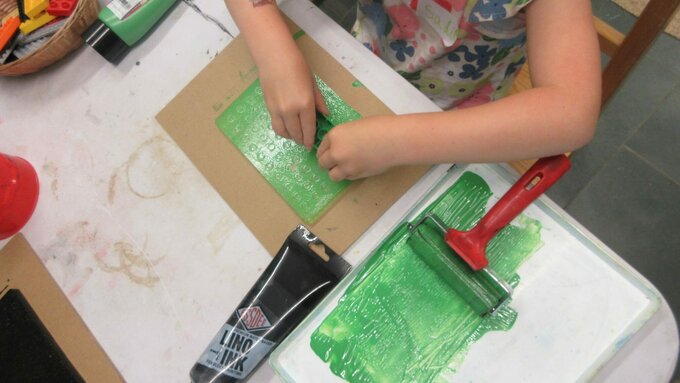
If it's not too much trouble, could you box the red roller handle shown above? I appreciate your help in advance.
[445,155,571,270]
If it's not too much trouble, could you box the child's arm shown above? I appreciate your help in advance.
[317,0,601,181]
[225,1,328,149]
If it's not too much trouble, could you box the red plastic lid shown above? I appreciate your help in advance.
[0,154,39,240]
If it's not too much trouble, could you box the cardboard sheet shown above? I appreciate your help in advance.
[157,19,430,255]
[0,235,123,382]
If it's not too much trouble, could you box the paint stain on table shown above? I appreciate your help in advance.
[215,77,361,223]
[207,213,240,255]
[95,241,164,288]
[42,161,59,201]
[310,171,543,382]
[108,136,184,204]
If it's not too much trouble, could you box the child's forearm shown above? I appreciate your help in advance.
[225,1,326,149]
[224,1,298,69]
[385,85,599,165]
[389,0,601,166]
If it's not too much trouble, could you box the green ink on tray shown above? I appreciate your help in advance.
[215,77,361,223]
[310,172,543,382]
[351,80,363,88]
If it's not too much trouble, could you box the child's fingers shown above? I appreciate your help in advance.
[283,114,303,144]
[300,107,316,150]
[271,115,290,139]
[317,146,335,170]
[316,136,330,159]
[328,167,346,182]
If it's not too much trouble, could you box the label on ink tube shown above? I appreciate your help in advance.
[196,323,275,379]
[107,0,143,19]
[237,306,273,331]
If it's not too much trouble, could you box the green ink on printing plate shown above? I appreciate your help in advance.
[310,171,543,382]
[215,77,361,223]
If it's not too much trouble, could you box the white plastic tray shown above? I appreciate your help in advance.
[270,163,661,383]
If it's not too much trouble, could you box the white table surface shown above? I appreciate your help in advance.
[0,1,677,382]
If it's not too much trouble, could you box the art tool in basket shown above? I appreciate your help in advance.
[407,155,571,316]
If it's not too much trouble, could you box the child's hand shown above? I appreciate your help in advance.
[225,0,329,149]
[259,52,329,150]
[316,116,398,181]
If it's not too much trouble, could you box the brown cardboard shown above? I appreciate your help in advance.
[0,235,123,383]
[157,19,429,255]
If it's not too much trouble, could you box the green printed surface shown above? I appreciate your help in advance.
[215,78,361,223]
[314,111,335,150]
[310,172,543,382]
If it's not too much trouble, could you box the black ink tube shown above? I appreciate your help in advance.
[190,225,351,382]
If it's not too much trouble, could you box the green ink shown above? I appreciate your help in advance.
[314,111,334,149]
[310,172,543,382]
[292,30,306,40]
[351,80,364,88]
[215,77,361,223]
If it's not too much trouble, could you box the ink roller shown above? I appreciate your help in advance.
[407,155,571,316]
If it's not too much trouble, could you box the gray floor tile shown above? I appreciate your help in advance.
[591,0,637,34]
[549,33,679,206]
[547,55,674,206]
[645,34,680,80]
[593,0,680,82]
[600,51,677,142]
[627,85,680,185]
[593,0,680,83]
[547,134,619,207]
[566,147,680,377]
[600,52,611,69]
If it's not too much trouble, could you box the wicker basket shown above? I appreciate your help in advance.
[0,0,99,75]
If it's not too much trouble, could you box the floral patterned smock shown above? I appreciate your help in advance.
[352,0,532,109]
